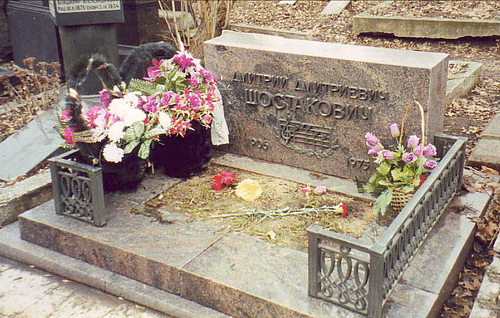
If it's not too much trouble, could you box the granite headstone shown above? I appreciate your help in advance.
[204,31,448,181]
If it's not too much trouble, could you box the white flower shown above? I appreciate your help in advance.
[158,112,172,129]
[92,126,107,142]
[108,121,126,142]
[122,92,140,108]
[123,107,146,126]
[108,98,129,119]
[102,143,124,163]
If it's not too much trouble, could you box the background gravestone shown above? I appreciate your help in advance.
[205,31,448,181]
[6,0,60,71]
[49,0,124,95]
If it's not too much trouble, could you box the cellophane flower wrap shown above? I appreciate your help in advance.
[58,52,218,164]
[365,123,438,216]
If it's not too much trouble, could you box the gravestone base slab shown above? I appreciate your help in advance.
[0,165,491,318]
[353,1,500,39]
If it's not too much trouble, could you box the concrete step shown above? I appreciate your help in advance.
[0,164,492,318]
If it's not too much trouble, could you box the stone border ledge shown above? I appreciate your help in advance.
[469,113,500,170]
[353,1,500,39]
[446,60,483,105]
[228,23,312,40]
[0,171,52,227]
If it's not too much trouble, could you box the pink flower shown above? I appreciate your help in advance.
[99,89,112,107]
[60,109,72,122]
[200,68,215,84]
[203,115,212,124]
[424,160,438,170]
[423,144,437,157]
[389,123,400,138]
[365,132,378,148]
[172,54,195,72]
[313,186,327,195]
[407,135,420,149]
[63,126,75,146]
[143,94,159,113]
[379,150,393,160]
[301,187,310,194]
[145,59,163,81]
[160,91,175,107]
[368,144,382,156]
[188,94,202,111]
[403,152,417,164]
[189,75,199,87]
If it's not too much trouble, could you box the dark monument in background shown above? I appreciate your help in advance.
[49,0,124,95]
[7,0,60,70]
[7,0,160,89]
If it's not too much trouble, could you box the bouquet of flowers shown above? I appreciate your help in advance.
[58,52,218,165]
[365,120,438,216]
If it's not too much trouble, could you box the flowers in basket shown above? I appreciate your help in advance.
[58,52,218,164]
[365,122,438,216]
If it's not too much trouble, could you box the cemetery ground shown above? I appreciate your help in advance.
[1,1,500,317]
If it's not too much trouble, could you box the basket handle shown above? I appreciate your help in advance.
[399,101,426,146]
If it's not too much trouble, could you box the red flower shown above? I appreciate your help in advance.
[340,203,348,218]
[212,171,236,191]
[420,174,427,185]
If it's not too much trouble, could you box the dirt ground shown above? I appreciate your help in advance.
[137,162,374,252]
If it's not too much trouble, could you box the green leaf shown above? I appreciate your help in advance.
[122,122,145,142]
[144,128,168,139]
[373,189,393,216]
[378,161,391,176]
[402,185,414,193]
[391,168,403,181]
[138,139,152,159]
[132,121,145,138]
[124,140,139,154]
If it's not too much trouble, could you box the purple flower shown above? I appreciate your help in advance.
[403,152,417,164]
[368,144,382,156]
[407,135,420,149]
[414,144,423,157]
[424,160,438,170]
[390,123,400,138]
[423,144,437,157]
[379,150,393,160]
[365,132,378,148]
[172,54,195,72]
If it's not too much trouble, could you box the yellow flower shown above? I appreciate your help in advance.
[235,179,262,202]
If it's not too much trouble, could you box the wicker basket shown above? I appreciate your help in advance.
[390,101,426,214]
[390,188,414,213]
